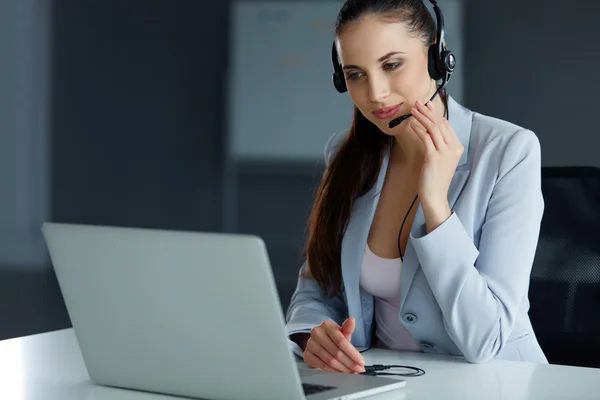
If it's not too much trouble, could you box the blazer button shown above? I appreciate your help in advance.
[402,313,417,324]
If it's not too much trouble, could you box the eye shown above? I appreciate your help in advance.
[345,71,363,81]
[383,62,402,70]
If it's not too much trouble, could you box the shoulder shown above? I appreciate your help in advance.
[467,110,541,178]
[470,110,540,148]
[323,129,349,167]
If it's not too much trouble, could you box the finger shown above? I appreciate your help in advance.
[435,118,450,145]
[412,107,445,150]
[440,118,459,147]
[307,341,351,373]
[330,321,365,366]
[425,101,448,144]
[410,120,436,155]
[332,338,366,369]
[411,104,436,131]
[411,106,445,149]
[307,339,355,373]
[316,321,364,369]
[425,99,442,120]
[315,326,364,372]
[324,329,365,373]
[304,350,338,372]
[415,100,437,125]
[340,317,355,340]
[417,100,447,147]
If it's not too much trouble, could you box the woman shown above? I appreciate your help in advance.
[285,0,548,373]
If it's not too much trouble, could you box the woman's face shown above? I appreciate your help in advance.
[336,15,435,136]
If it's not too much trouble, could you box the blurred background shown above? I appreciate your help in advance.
[1,0,599,353]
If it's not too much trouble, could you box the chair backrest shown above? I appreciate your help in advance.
[528,166,600,367]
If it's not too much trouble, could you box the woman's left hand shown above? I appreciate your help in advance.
[409,99,464,230]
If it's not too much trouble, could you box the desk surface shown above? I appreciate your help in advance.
[1,329,599,400]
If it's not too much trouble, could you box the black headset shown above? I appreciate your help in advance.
[331,0,456,95]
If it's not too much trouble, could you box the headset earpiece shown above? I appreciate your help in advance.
[427,0,456,83]
[428,45,444,81]
[428,44,456,82]
[442,49,456,80]
[331,42,347,93]
[332,70,347,93]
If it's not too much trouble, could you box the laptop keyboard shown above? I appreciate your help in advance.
[302,383,336,395]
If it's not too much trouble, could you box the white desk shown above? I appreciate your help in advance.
[1,328,599,400]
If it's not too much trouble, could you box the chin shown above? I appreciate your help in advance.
[376,120,408,137]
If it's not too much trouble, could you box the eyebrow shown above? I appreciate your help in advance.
[341,51,406,71]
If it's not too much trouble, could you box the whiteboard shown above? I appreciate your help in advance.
[227,0,464,162]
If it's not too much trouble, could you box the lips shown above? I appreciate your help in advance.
[372,104,401,119]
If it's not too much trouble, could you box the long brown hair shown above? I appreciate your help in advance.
[304,0,438,298]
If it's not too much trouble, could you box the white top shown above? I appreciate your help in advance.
[360,243,422,352]
[2,329,600,400]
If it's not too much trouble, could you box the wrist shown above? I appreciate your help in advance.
[422,199,452,233]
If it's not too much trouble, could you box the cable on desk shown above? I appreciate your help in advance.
[358,341,425,377]
[361,364,425,377]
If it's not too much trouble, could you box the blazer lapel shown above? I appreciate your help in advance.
[445,95,473,209]
[399,204,425,308]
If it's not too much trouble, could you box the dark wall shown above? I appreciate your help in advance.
[464,0,600,167]
[51,0,228,231]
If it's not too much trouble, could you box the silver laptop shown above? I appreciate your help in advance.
[42,222,406,400]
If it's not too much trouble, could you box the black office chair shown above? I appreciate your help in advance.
[528,166,600,368]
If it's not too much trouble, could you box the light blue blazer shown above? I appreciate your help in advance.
[285,95,548,364]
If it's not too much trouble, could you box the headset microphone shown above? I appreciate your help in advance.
[387,81,449,129]
[331,0,456,131]
[387,114,411,129]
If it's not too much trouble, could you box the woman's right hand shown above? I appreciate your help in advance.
[303,317,366,374]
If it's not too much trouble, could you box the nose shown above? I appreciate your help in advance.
[367,73,390,102]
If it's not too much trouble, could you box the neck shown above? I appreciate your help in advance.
[391,87,447,168]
